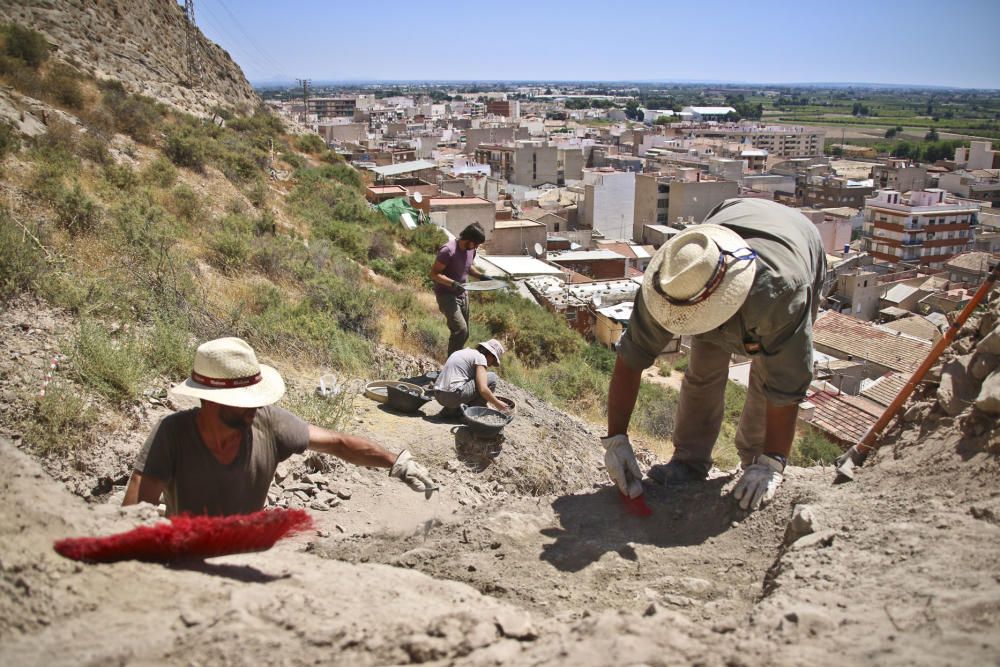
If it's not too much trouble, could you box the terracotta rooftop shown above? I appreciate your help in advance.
[860,372,912,407]
[813,311,932,373]
[944,251,997,273]
[880,315,942,343]
[804,390,884,444]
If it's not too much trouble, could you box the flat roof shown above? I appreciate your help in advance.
[429,197,492,206]
[367,160,437,177]
[495,220,546,229]
[480,255,563,276]
[550,249,627,262]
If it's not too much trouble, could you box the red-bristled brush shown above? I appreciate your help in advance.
[620,491,653,517]
[54,508,313,563]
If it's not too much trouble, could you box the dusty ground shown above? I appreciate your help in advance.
[1,297,999,666]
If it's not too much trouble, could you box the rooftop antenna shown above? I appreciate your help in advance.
[412,191,423,204]
[533,242,544,257]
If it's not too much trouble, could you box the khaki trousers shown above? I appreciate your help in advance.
[436,292,470,357]
[669,337,768,474]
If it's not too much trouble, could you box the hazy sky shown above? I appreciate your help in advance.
[188,0,1000,88]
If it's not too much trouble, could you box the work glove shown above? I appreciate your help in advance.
[733,454,785,511]
[601,434,644,499]
[390,450,438,499]
[451,279,466,293]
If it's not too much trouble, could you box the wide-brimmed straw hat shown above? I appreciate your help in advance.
[477,339,505,363]
[642,224,757,335]
[172,337,285,408]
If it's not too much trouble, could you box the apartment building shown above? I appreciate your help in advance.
[632,171,739,241]
[486,99,520,119]
[579,168,635,241]
[474,144,515,182]
[800,174,875,208]
[512,144,559,187]
[307,96,357,118]
[937,170,1000,207]
[871,159,928,193]
[693,125,825,158]
[862,189,978,268]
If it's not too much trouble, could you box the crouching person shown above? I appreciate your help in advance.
[432,339,510,417]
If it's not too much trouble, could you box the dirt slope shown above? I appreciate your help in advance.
[2,296,999,665]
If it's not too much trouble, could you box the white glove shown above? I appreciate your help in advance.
[601,434,644,499]
[733,454,784,511]
[390,450,438,499]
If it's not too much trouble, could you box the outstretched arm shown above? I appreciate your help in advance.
[607,355,643,436]
[306,425,397,468]
[475,365,509,412]
[122,470,166,507]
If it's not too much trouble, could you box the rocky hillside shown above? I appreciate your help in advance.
[4,0,259,116]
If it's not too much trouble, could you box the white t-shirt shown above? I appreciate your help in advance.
[434,348,487,392]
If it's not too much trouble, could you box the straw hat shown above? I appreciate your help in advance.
[172,337,285,408]
[642,224,757,335]
[477,339,505,363]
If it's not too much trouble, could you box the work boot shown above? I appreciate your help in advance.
[648,460,708,485]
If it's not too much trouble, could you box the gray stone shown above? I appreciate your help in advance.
[274,461,290,484]
[970,354,999,381]
[980,327,1000,355]
[336,489,352,500]
[310,500,329,511]
[785,504,820,546]
[974,371,1000,415]
[306,472,326,485]
[494,610,537,640]
[954,337,975,355]
[314,490,336,504]
[979,312,998,338]
[937,357,978,416]
[789,529,835,551]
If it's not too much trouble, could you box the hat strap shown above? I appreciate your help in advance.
[654,245,757,307]
[190,371,262,388]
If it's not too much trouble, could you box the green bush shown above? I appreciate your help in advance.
[142,157,178,188]
[246,178,269,208]
[632,382,679,440]
[1,23,49,68]
[147,315,194,380]
[170,184,201,224]
[102,162,138,192]
[100,81,164,144]
[407,223,447,254]
[0,210,46,301]
[43,62,84,109]
[55,182,101,235]
[313,162,362,189]
[164,125,207,171]
[78,133,109,164]
[296,133,326,153]
[25,381,97,455]
[208,213,257,273]
[281,151,305,170]
[251,234,311,281]
[72,320,150,403]
[791,425,843,466]
[306,274,383,340]
[0,119,21,159]
[475,291,584,367]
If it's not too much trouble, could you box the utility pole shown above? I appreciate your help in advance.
[296,78,312,123]
[183,0,200,86]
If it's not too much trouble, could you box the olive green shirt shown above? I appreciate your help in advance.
[618,198,827,406]
[135,405,309,516]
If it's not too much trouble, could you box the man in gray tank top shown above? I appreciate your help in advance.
[123,337,437,516]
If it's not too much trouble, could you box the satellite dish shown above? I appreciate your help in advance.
[412,191,423,204]
[533,243,544,257]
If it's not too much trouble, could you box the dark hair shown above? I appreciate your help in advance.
[459,223,486,243]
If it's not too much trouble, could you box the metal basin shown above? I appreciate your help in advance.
[461,404,514,436]
[386,382,433,413]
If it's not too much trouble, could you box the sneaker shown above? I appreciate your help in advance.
[648,460,709,485]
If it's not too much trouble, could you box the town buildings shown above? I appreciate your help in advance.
[862,189,978,268]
